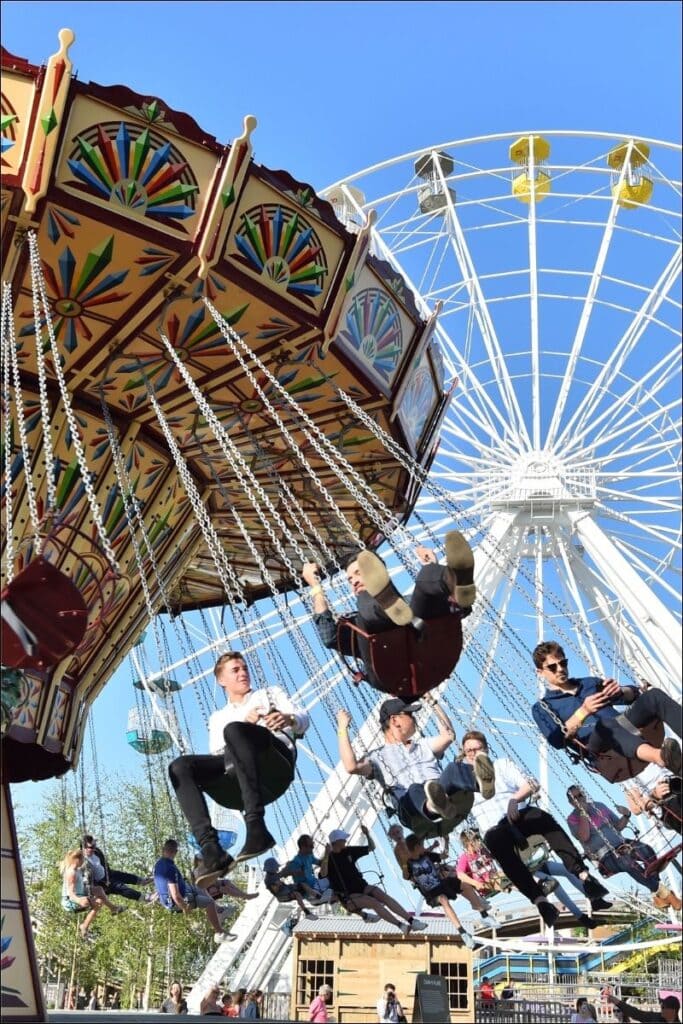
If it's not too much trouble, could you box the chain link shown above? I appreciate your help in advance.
[28,231,119,571]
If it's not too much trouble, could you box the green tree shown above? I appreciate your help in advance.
[17,766,244,1009]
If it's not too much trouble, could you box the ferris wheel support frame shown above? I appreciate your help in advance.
[567,510,682,687]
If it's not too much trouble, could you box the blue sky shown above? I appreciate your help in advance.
[5,0,681,895]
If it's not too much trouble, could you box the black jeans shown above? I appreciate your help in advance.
[169,722,294,846]
[587,688,681,759]
[484,807,588,905]
[105,870,144,902]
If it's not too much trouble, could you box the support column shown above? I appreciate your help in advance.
[567,510,681,688]
[0,783,46,1022]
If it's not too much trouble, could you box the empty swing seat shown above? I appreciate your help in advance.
[1,557,88,670]
[203,744,295,812]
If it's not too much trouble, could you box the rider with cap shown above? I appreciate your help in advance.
[319,824,426,934]
[336,695,495,833]
[302,531,476,690]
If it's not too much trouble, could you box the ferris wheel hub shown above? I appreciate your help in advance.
[485,449,597,514]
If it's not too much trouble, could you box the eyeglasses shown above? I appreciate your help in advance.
[543,658,568,673]
[464,745,484,755]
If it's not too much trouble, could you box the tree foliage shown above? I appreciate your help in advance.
[16,765,244,1008]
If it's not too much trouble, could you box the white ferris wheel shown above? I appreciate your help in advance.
[324,130,682,696]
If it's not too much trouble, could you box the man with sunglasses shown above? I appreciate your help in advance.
[531,642,681,776]
[81,834,155,904]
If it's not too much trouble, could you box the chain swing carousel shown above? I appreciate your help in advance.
[0,31,450,1021]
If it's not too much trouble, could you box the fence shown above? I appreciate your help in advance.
[476,1000,568,1023]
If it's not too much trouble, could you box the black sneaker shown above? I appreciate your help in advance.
[577,914,596,928]
[582,875,609,901]
[196,843,234,888]
[540,877,559,896]
[536,899,559,928]
[235,823,275,863]
[590,897,613,912]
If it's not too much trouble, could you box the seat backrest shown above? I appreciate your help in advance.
[368,615,463,699]
[1,557,88,669]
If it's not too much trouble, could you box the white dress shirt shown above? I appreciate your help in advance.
[469,757,529,835]
[208,686,309,755]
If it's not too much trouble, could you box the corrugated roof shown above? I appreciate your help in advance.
[293,914,463,937]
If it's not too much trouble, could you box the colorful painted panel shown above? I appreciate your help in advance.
[56,93,220,238]
[225,177,346,314]
[1,786,44,1018]
[397,347,439,455]
[1,72,35,178]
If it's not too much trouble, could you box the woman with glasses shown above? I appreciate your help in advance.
[531,641,681,777]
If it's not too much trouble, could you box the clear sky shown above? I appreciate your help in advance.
[5,0,681,902]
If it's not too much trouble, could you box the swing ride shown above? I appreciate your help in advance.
[1,28,681,1022]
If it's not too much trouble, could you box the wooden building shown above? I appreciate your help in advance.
[290,915,473,1022]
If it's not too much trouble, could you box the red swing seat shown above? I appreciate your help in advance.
[644,843,682,878]
[344,614,462,699]
[1,556,88,670]
[573,718,665,783]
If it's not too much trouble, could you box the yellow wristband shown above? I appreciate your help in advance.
[337,728,348,736]
[574,708,588,724]
[310,584,323,597]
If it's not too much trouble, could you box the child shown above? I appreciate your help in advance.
[456,829,510,896]
[263,858,314,916]
[405,834,493,947]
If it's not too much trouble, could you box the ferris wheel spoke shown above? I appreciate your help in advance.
[432,156,532,449]
[557,539,607,672]
[555,246,682,451]
[596,485,681,516]
[527,137,542,449]
[546,152,638,450]
[592,432,681,468]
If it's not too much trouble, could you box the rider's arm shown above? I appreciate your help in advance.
[336,710,373,776]
[612,806,631,831]
[425,695,455,757]
[167,881,189,912]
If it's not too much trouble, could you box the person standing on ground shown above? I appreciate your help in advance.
[159,981,187,1013]
[309,984,333,1023]
[377,983,405,1023]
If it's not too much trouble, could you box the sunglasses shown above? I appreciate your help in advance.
[543,658,568,673]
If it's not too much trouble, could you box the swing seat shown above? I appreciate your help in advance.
[203,745,295,811]
[1,557,88,670]
[644,843,682,878]
[350,614,462,699]
[580,718,666,783]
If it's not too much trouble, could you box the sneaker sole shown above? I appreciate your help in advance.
[662,739,682,776]
[424,781,452,818]
[444,531,476,608]
[473,753,495,799]
[235,837,276,864]
[195,868,224,888]
[357,551,413,626]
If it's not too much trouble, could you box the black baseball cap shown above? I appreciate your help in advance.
[660,996,680,1010]
[379,698,421,727]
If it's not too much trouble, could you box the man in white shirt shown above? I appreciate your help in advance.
[169,651,308,885]
[461,730,610,928]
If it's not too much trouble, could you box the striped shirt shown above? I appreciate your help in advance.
[366,737,441,799]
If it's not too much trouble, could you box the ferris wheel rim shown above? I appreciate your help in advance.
[323,128,682,195]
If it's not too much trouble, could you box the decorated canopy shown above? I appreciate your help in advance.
[0,31,450,780]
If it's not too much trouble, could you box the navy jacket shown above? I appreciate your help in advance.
[532,676,627,750]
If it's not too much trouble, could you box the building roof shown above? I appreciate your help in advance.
[293,914,463,938]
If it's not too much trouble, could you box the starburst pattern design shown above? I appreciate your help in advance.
[19,235,129,352]
[233,203,328,301]
[337,287,404,385]
[66,121,199,228]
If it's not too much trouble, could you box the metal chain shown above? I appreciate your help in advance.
[2,281,42,558]
[204,298,419,563]
[28,231,119,571]
[26,243,57,517]
[2,284,19,577]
